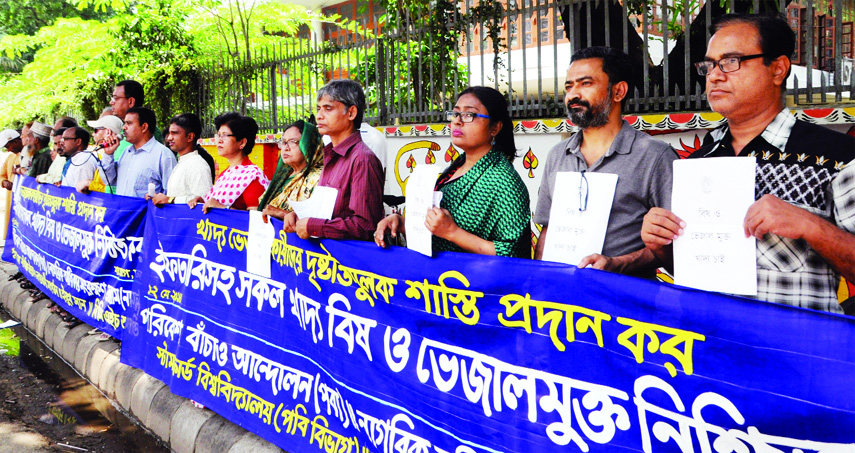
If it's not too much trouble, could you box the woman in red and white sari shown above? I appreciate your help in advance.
[189,112,269,212]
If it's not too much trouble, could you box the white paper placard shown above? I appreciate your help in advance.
[672,157,757,295]
[247,210,275,278]
[290,186,338,221]
[542,171,618,266]
[404,165,444,256]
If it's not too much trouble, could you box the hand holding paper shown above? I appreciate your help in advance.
[541,171,618,266]
[290,186,338,221]
[671,157,757,295]
[405,165,444,256]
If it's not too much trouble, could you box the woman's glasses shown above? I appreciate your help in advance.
[446,111,490,123]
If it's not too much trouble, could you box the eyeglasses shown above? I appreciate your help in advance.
[446,111,490,123]
[215,133,236,140]
[579,170,588,212]
[278,138,299,148]
[694,54,765,76]
[110,95,127,101]
[62,137,78,141]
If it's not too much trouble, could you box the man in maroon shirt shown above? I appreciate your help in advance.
[284,79,384,240]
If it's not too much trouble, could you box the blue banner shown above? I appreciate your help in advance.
[115,203,855,453]
[2,176,145,339]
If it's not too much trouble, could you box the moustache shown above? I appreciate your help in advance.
[566,99,590,110]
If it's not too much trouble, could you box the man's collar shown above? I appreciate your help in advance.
[129,136,157,153]
[708,107,794,154]
[328,131,361,157]
[564,120,634,157]
[177,149,198,161]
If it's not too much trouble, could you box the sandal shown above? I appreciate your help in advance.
[31,293,49,303]
[7,272,22,281]
[49,305,62,314]
[98,333,112,342]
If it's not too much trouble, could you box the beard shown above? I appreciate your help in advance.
[566,93,612,129]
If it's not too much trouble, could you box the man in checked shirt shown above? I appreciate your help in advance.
[642,13,855,313]
[283,79,384,241]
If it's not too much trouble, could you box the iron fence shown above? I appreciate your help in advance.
[196,0,855,134]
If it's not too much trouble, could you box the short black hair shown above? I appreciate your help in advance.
[126,107,157,134]
[66,126,91,148]
[570,46,633,90]
[56,117,78,129]
[711,13,795,78]
[117,80,145,107]
[214,112,258,156]
[169,113,202,142]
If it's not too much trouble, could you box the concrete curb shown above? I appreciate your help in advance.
[0,262,285,453]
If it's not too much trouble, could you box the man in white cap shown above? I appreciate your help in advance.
[0,129,22,190]
[0,129,23,241]
[25,122,52,178]
[88,113,123,147]
[83,113,124,193]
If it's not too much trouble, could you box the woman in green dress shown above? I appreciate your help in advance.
[374,86,531,258]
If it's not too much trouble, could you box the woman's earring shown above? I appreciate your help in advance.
[491,136,496,147]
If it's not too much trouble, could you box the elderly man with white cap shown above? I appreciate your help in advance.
[22,122,52,178]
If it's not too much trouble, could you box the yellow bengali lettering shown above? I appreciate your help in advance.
[498,293,612,351]
[616,317,705,377]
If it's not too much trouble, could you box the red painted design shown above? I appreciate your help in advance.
[521,121,539,129]
[804,108,833,118]
[522,148,538,178]
[670,113,694,123]
[415,125,428,132]
[677,134,703,159]
[406,155,416,172]
[445,145,459,162]
[425,150,436,164]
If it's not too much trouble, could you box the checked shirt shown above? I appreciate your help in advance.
[690,108,855,313]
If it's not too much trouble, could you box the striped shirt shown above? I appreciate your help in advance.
[306,131,384,240]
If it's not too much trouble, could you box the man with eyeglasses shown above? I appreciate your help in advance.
[58,127,99,191]
[642,13,855,313]
[284,79,384,241]
[533,46,678,279]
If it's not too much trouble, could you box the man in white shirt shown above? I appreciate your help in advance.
[59,127,98,190]
[151,113,213,205]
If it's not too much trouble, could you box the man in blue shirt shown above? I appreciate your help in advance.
[100,107,177,198]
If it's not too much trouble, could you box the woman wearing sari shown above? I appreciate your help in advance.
[257,120,324,219]
[374,86,531,258]
[189,112,269,212]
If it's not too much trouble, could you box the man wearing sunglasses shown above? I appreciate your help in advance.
[534,46,678,279]
[642,13,855,313]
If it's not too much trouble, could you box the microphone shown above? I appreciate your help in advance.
[91,133,124,153]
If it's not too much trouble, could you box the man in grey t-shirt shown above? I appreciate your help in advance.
[534,47,677,278]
